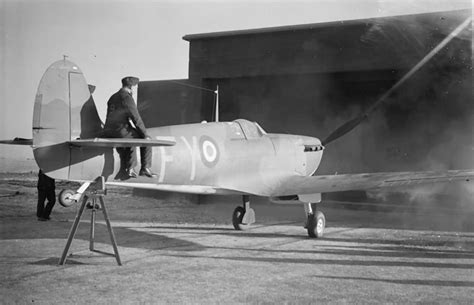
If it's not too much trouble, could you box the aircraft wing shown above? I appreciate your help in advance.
[105,181,242,195]
[275,170,474,196]
[68,137,176,148]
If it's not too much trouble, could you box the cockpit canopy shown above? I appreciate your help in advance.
[229,119,267,140]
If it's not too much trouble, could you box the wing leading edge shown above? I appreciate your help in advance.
[275,170,474,197]
[105,181,243,195]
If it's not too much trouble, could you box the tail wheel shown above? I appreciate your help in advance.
[307,210,325,238]
[58,189,76,207]
[232,206,250,231]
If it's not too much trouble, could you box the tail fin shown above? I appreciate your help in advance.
[33,59,103,180]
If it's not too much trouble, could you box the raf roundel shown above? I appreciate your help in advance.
[199,136,219,167]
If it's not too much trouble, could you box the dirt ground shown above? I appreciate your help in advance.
[1,172,473,304]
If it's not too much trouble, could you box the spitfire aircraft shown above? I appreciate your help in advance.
[2,17,473,238]
[1,56,472,239]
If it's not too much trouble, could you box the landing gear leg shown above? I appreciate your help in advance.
[232,195,255,230]
[304,202,325,238]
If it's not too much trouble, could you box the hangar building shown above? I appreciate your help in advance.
[138,9,472,175]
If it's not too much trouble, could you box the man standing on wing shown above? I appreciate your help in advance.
[103,76,156,180]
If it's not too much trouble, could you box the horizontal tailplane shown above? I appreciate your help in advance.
[68,137,176,148]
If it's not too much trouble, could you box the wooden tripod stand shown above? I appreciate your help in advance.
[58,177,122,266]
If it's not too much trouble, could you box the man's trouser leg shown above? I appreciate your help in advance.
[43,190,56,218]
[116,148,126,172]
[37,190,46,217]
[116,147,136,171]
[140,147,152,169]
[130,147,138,169]
[129,129,152,169]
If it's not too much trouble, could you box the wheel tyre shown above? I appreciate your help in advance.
[232,206,250,231]
[307,211,325,238]
[58,189,76,208]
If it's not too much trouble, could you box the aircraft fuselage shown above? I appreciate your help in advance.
[70,120,323,196]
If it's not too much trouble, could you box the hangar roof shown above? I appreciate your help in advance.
[184,19,357,41]
[183,9,470,41]
[184,9,471,79]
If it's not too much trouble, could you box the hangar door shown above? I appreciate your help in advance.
[202,71,397,135]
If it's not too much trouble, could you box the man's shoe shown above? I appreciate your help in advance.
[37,217,47,221]
[116,172,132,180]
[114,170,127,180]
[115,168,138,180]
[127,168,138,178]
[139,167,157,178]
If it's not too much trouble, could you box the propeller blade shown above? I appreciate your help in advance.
[322,114,368,146]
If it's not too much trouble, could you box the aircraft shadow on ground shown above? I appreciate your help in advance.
[207,245,474,260]
[1,220,205,253]
[321,207,474,233]
[145,224,474,250]
[321,236,474,249]
[5,220,474,271]
[31,257,85,266]
[314,275,474,288]
[325,244,474,256]
[145,224,307,239]
[169,253,474,271]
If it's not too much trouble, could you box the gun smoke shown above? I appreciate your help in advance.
[321,13,473,230]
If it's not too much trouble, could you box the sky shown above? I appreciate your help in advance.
[0,0,470,143]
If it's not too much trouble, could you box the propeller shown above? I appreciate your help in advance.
[321,16,472,147]
[322,113,369,146]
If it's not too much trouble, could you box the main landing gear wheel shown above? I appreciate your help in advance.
[58,189,76,207]
[232,195,255,231]
[307,210,325,238]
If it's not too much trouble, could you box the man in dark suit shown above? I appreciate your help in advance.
[37,169,55,221]
[103,76,156,180]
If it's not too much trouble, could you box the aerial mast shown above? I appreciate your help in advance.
[215,85,219,122]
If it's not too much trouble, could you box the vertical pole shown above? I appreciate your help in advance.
[215,85,219,122]
[58,195,88,265]
[89,199,96,251]
[99,196,122,266]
